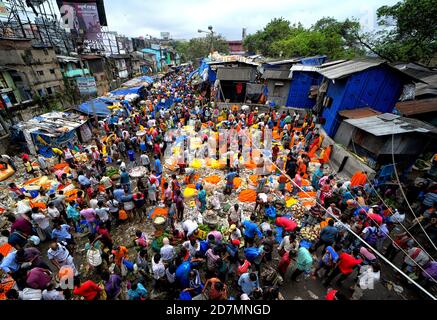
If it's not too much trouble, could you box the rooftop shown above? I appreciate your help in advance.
[395,98,437,116]
[262,69,290,80]
[13,112,87,137]
[344,113,437,136]
[338,107,382,119]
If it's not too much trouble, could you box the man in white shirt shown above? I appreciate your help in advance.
[95,201,110,228]
[46,202,60,220]
[182,219,198,237]
[160,238,175,263]
[182,238,200,258]
[152,253,166,292]
[31,208,52,240]
[47,241,78,275]
[140,153,150,171]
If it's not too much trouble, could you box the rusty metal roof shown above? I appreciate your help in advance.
[338,107,382,119]
[396,98,437,116]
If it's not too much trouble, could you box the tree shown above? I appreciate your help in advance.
[244,17,365,59]
[358,0,437,65]
[173,35,229,62]
[243,18,298,57]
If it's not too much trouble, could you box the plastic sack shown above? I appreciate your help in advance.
[244,247,260,262]
[286,198,298,208]
[87,248,102,267]
[179,291,192,300]
[123,259,135,271]
[190,159,202,169]
[265,206,277,219]
[184,188,198,198]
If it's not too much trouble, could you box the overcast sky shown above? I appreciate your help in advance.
[104,0,398,40]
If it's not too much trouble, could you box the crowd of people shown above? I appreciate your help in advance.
[0,65,436,301]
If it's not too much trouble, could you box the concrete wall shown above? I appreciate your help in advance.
[266,80,290,106]
[320,127,376,179]
[0,39,64,96]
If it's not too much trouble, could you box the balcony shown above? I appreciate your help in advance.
[64,69,90,78]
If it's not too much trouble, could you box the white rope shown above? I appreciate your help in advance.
[390,123,437,252]
[350,129,436,261]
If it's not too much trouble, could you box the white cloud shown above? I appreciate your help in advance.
[103,0,398,39]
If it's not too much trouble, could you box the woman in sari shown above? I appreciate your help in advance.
[319,145,332,164]
[312,165,325,190]
[308,134,321,158]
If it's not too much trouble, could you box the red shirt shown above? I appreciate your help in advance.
[326,289,338,300]
[73,280,101,300]
[337,253,362,275]
[276,217,297,232]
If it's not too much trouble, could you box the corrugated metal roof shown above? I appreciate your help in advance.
[288,60,347,78]
[265,58,301,66]
[216,67,256,81]
[318,60,384,79]
[396,98,437,116]
[344,113,436,136]
[262,69,290,80]
[338,107,381,119]
[416,74,437,97]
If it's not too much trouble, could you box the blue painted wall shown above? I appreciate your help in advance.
[286,71,323,108]
[322,65,406,137]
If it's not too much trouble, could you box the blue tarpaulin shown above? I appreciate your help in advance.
[77,97,118,117]
[110,86,143,97]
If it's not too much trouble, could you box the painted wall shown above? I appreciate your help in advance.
[322,66,406,137]
[286,71,323,108]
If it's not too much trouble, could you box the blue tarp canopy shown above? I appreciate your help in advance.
[77,97,118,117]
[110,86,143,96]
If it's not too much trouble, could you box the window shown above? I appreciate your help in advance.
[46,87,53,95]
[37,70,44,76]
[43,48,49,56]
[50,69,55,74]
[6,92,17,104]
[37,89,45,96]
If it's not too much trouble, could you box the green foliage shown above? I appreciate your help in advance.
[369,0,437,64]
[173,35,230,62]
[243,17,364,59]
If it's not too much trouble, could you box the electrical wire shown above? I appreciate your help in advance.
[350,128,437,261]
[390,122,437,252]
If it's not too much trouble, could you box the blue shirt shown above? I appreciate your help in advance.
[113,188,125,202]
[243,220,262,239]
[320,226,338,243]
[120,171,130,185]
[0,251,19,273]
[238,273,259,295]
[66,205,80,220]
[128,283,148,300]
[226,172,238,185]
[155,159,162,175]
[322,246,339,265]
[51,225,71,241]
[78,175,91,186]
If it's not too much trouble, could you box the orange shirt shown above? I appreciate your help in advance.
[113,246,128,266]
